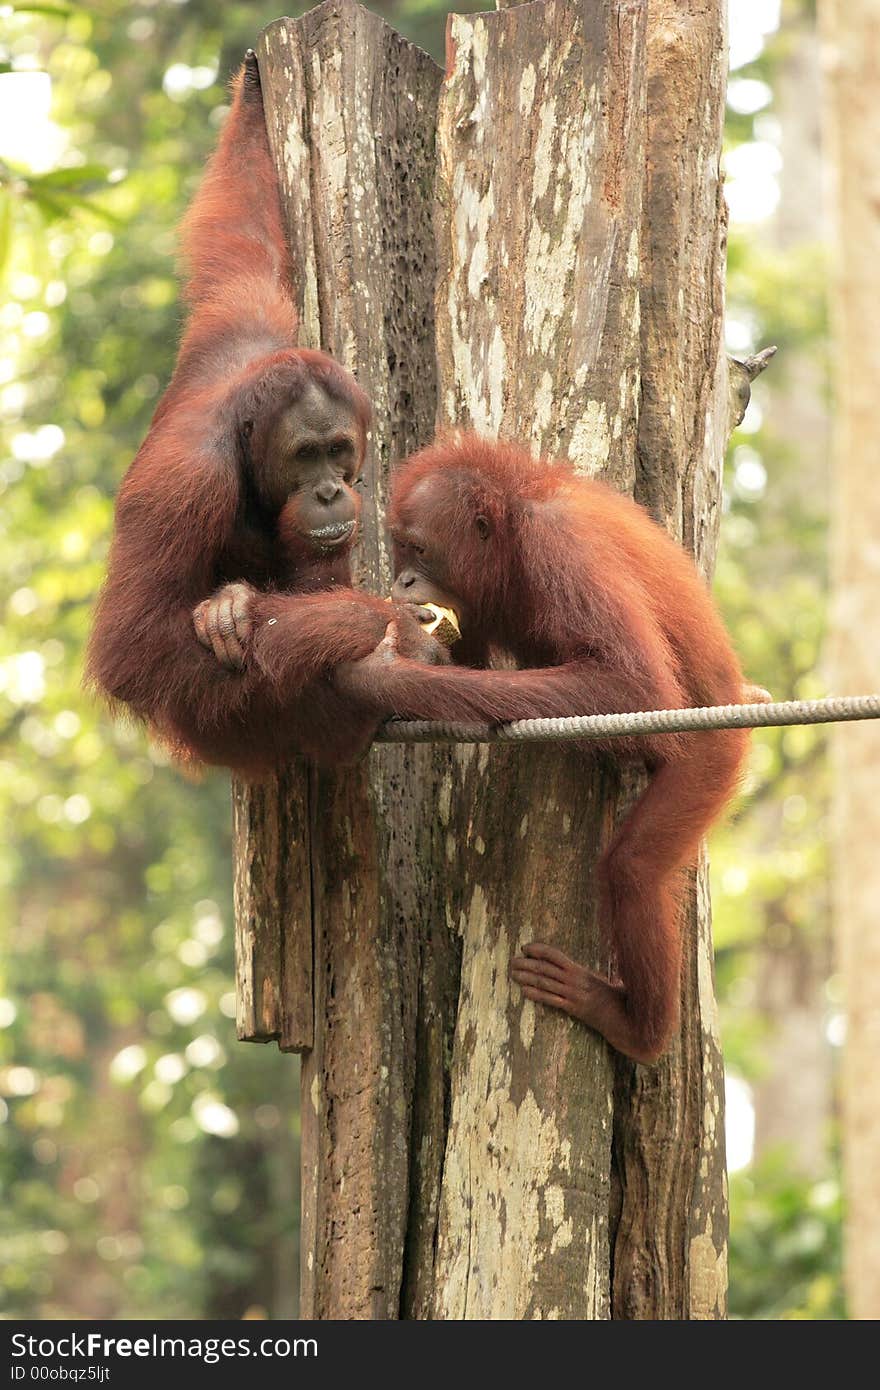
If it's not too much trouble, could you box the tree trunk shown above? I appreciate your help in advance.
[250,4,449,1320]
[750,2,832,1179]
[821,0,880,1322]
[619,0,730,1319]
[234,0,732,1320]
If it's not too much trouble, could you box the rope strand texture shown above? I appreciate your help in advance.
[375,694,880,745]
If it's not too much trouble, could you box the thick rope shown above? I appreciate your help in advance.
[375,694,880,745]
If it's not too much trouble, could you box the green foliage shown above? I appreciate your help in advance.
[714,0,840,1321]
[729,1156,844,1320]
[0,0,308,1321]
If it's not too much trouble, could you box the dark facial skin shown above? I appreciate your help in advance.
[390,478,474,623]
[391,550,459,611]
[246,381,363,556]
[391,543,467,642]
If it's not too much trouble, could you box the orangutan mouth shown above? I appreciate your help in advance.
[309,520,355,547]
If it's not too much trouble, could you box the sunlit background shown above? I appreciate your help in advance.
[0,0,843,1318]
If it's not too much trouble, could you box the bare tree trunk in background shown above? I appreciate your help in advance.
[821,0,880,1321]
[53,1041,146,1318]
[751,3,833,1177]
[617,0,731,1320]
[235,0,732,1318]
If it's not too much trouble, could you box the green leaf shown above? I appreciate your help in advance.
[30,164,111,191]
[8,3,75,16]
[26,183,123,228]
[27,187,73,223]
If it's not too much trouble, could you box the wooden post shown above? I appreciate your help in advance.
[238,3,448,1321]
[234,0,732,1319]
[614,0,731,1319]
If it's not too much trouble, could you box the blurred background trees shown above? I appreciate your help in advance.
[820,0,880,1324]
[0,0,851,1318]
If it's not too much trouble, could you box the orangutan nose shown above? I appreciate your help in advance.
[315,480,342,504]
